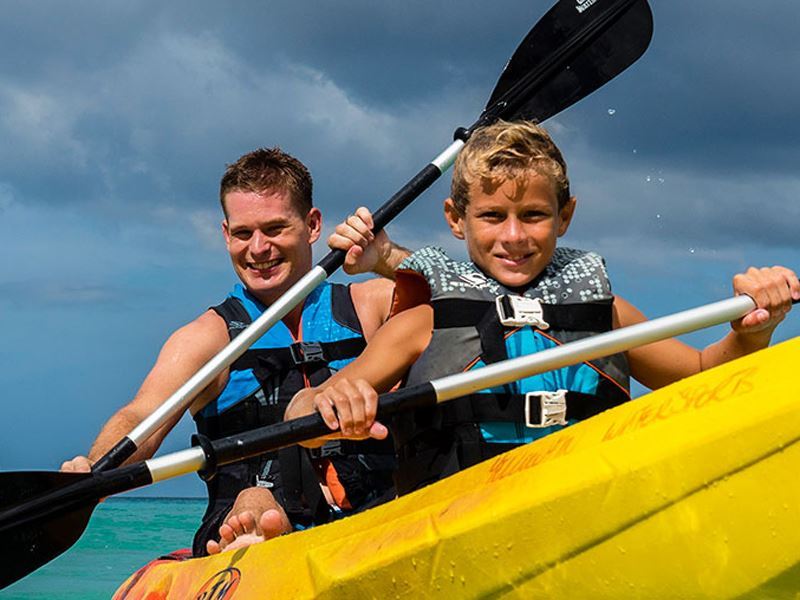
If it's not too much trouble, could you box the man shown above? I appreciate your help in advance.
[62,148,410,555]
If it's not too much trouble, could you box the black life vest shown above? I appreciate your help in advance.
[390,246,631,495]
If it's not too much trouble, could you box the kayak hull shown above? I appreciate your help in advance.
[114,338,800,599]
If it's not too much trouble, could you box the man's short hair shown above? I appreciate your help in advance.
[451,120,570,215]
[219,147,313,218]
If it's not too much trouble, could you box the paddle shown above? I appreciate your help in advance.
[3,292,790,590]
[91,0,654,473]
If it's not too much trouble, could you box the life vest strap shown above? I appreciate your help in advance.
[230,337,367,373]
[432,298,613,332]
[439,390,620,426]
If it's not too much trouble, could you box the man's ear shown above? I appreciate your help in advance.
[557,196,577,237]
[444,198,465,240]
[222,219,231,246]
[306,207,323,244]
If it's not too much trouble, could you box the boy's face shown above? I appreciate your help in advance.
[444,172,575,289]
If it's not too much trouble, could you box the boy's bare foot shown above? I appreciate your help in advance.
[206,487,291,555]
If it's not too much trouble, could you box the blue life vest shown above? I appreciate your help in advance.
[192,282,395,555]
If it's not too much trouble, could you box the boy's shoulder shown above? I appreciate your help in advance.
[398,246,613,303]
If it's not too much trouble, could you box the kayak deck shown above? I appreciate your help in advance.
[114,337,800,599]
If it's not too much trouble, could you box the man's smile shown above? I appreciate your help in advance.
[248,257,283,271]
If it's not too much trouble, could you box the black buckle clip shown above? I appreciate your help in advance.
[290,341,326,365]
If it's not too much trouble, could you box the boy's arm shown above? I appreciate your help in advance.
[285,303,433,445]
[328,206,411,279]
[619,266,800,390]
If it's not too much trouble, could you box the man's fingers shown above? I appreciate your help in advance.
[60,456,92,473]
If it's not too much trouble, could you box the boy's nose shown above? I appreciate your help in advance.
[502,217,526,243]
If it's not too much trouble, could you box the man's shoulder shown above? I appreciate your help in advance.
[349,278,395,307]
[348,278,396,333]
[164,309,230,357]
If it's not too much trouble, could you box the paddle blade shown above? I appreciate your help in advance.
[0,464,152,589]
[0,471,96,589]
[482,0,653,125]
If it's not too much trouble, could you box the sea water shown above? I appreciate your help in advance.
[3,497,206,600]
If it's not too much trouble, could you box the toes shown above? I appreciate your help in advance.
[218,523,236,545]
[260,509,290,539]
[206,539,221,555]
[237,511,258,534]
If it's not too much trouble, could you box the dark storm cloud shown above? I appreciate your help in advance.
[567,1,800,175]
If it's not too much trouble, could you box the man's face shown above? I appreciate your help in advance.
[222,188,321,305]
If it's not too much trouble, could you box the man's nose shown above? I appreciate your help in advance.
[250,230,271,255]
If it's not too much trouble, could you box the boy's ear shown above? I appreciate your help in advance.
[557,196,577,237]
[443,198,465,240]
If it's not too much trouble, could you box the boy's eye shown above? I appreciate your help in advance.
[522,210,548,220]
[477,210,504,221]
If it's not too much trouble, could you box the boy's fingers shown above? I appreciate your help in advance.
[354,378,379,424]
[314,394,339,430]
[368,421,388,440]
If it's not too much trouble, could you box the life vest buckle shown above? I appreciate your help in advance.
[496,295,550,329]
[525,390,568,428]
[290,341,326,365]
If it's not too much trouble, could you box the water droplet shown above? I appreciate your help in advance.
[658,177,665,184]
[645,175,652,182]
[689,248,696,254]
[656,213,661,219]
[608,108,616,115]
[632,148,638,154]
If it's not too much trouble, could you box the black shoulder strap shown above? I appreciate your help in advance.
[210,297,252,341]
[330,283,363,334]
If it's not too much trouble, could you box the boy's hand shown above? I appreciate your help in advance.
[328,207,410,278]
[311,378,388,440]
[732,266,800,334]
[285,380,388,446]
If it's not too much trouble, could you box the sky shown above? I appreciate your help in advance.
[1,0,799,499]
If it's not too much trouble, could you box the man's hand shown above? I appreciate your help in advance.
[732,266,800,335]
[328,207,410,279]
[61,455,93,473]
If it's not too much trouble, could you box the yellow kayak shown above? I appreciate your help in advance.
[114,337,800,599]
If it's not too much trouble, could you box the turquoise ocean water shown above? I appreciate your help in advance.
[3,497,206,600]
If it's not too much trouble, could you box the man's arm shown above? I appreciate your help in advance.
[619,266,799,390]
[285,303,433,445]
[61,310,230,471]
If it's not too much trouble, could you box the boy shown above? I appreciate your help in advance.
[286,119,799,497]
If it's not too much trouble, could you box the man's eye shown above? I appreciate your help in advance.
[233,230,251,240]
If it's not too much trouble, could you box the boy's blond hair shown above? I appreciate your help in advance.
[450,120,570,215]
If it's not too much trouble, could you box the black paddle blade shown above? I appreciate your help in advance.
[0,464,152,590]
[0,471,97,589]
[480,0,653,127]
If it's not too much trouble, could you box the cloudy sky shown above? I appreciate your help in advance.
[1,0,798,499]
